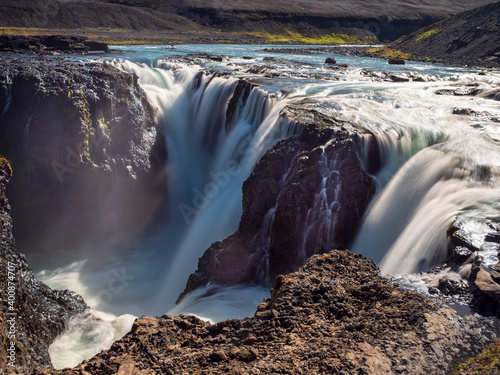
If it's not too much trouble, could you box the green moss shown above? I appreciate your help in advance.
[416,28,440,43]
[367,46,414,60]
[245,30,378,45]
[450,340,500,374]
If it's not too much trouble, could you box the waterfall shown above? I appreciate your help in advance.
[40,52,500,369]
[353,133,500,274]
[116,60,294,311]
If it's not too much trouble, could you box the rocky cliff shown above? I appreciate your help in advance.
[0,57,167,262]
[33,250,498,375]
[0,158,88,373]
[181,105,378,299]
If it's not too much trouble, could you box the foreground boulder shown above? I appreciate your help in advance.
[0,158,88,373]
[34,250,498,375]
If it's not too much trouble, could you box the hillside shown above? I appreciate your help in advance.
[0,0,499,44]
[389,1,500,67]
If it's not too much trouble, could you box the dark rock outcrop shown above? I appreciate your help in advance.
[181,106,377,298]
[34,250,498,375]
[0,35,108,54]
[0,158,88,373]
[0,57,167,262]
[388,58,405,65]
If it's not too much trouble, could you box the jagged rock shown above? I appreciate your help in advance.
[438,276,469,296]
[0,158,88,373]
[0,57,167,259]
[436,84,481,96]
[453,246,473,263]
[34,250,499,375]
[181,107,378,298]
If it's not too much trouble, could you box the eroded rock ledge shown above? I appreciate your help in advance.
[181,107,378,298]
[35,250,498,375]
[0,57,167,259]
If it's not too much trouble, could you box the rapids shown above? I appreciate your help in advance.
[30,45,500,368]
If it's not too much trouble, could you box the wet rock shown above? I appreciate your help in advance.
[0,57,167,260]
[34,250,499,375]
[438,276,469,296]
[182,108,377,296]
[453,246,473,263]
[388,58,405,65]
[435,84,481,96]
[325,57,337,64]
[0,159,88,373]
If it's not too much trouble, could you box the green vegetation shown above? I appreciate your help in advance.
[104,40,160,45]
[246,30,378,44]
[366,46,415,60]
[0,27,47,35]
[416,27,440,42]
[450,339,500,374]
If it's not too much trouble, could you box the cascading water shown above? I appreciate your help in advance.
[36,46,500,369]
[43,58,298,368]
[354,134,500,274]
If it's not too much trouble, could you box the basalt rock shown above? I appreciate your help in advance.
[0,57,167,264]
[34,250,499,375]
[181,106,377,299]
[0,159,88,373]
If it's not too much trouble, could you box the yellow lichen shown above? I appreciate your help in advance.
[0,156,12,176]
[416,28,440,43]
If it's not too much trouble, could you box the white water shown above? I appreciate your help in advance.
[34,47,500,368]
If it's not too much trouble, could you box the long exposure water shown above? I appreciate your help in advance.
[30,44,500,368]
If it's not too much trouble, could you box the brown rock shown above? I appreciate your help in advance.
[32,250,499,375]
[475,270,500,299]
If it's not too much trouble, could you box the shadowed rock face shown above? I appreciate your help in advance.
[0,159,88,373]
[33,250,498,375]
[181,108,377,298]
[0,58,167,264]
